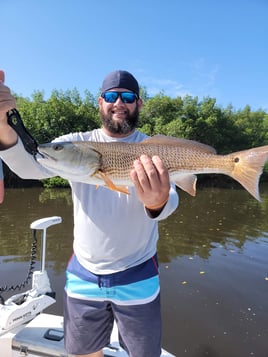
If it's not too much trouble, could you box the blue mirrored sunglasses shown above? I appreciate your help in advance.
[101,91,138,104]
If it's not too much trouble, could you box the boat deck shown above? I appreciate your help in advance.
[1,313,175,356]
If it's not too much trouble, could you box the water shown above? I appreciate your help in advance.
[1,185,268,356]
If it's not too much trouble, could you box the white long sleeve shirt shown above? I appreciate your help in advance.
[1,129,179,274]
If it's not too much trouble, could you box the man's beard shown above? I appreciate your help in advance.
[99,106,139,135]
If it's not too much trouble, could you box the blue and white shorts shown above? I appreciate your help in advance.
[64,253,162,356]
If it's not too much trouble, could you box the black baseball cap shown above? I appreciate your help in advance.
[101,70,140,97]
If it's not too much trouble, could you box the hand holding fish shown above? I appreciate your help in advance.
[130,155,170,211]
[0,70,18,148]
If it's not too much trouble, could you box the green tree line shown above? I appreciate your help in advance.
[3,87,268,187]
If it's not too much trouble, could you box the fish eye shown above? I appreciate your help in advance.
[53,144,63,151]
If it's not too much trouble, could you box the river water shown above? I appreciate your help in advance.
[0,185,268,357]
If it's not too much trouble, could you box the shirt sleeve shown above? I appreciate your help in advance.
[0,138,54,179]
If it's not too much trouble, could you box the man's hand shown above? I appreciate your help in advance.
[0,70,17,118]
[0,70,18,148]
[130,155,170,214]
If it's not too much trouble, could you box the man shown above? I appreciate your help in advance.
[0,69,178,357]
[0,160,4,203]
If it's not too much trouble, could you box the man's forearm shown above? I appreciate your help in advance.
[0,138,53,180]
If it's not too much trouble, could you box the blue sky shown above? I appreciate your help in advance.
[1,0,267,111]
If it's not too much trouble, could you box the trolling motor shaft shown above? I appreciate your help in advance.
[31,216,62,273]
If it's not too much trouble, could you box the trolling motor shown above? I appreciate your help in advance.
[0,216,62,335]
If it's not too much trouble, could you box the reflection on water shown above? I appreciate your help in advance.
[0,185,268,356]
[159,186,268,261]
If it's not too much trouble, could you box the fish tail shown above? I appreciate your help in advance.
[230,146,268,201]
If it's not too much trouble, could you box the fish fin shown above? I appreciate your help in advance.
[98,171,129,195]
[173,174,197,196]
[229,145,268,202]
[141,135,217,154]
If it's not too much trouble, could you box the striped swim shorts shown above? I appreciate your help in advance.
[64,254,162,356]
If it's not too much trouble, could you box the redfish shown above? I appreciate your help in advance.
[37,135,268,201]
